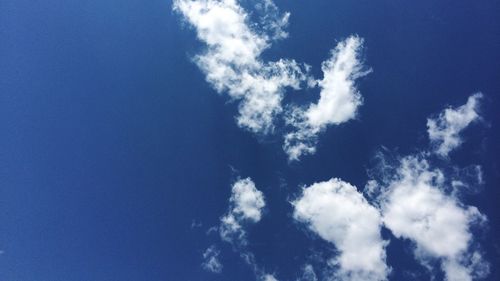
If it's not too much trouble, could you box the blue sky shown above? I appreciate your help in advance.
[1,0,499,281]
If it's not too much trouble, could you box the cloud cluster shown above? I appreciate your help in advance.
[220,177,266,244]
[174,0,369,160]
[173,0,308,134]
[364,93,489,281]
[427,93,482,157]
[291,93,488,281]
[284,36,369,160]
[202,245,223,273]
[293,178,389,281]
[175,1,491,280]
[369,155,489,281]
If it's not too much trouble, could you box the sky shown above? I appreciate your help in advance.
[0,0,499,281]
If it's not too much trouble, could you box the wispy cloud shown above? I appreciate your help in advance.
[427,93,482,157]
[173,0,308,134]
[215,177,277,280]
[220,177,266,244]
[284,36,370,161]
[297,264,318,281]
[174,0,369,161]
[202,245,223,273]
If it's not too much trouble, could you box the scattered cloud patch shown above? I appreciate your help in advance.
[202,245,223,273]
[214,177,276,281]
[368,154,489,281]
[293,178,389,281]
[220,177,266,244]
[427,93,482,157]
[173,0,308,134]
[284,36,369,160]
[174,0,370,161]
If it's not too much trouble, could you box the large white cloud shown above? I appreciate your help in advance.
[369,155,489,281]
[293,178,389,281]
[173,0,308,134]
[284,36,369,160]
[427,93,482,157]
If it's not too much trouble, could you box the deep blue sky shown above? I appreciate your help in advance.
[1,0,499,280]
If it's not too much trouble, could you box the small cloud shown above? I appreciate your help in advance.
[297,264,317,281]
[190,220,202,229]
[427,93,482,157]
[202,245,223,273]
[262,273,279,281]
[220,177,266,244]
[284,36,370,161]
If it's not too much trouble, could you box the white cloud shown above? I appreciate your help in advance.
[215,177,278,281]
[175,1,371,161]
[427,93,482,157]
[173,0,308,134]
[371,155,489,281]
[220,177,265,244]
[255,0,290,41]
[202,245,223,273]
[284,36,370,160]
[263,274,279,281]
[292,178,389,281]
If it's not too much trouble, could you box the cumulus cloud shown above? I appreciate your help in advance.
[427,93,482,157]
[173,0,308,134]
[293,178,389,281]
[284,36,370,160]
[202,245,223,273]
[220,177,266,244]
[369,154,489,281]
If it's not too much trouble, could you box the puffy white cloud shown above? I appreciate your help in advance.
[427,93,482,157]
[202,245,223,273]
[220,177,265,244]
[292,178,389,281]
[173,0,308,134]
[284,36,369,160]
[370,155,489,281]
